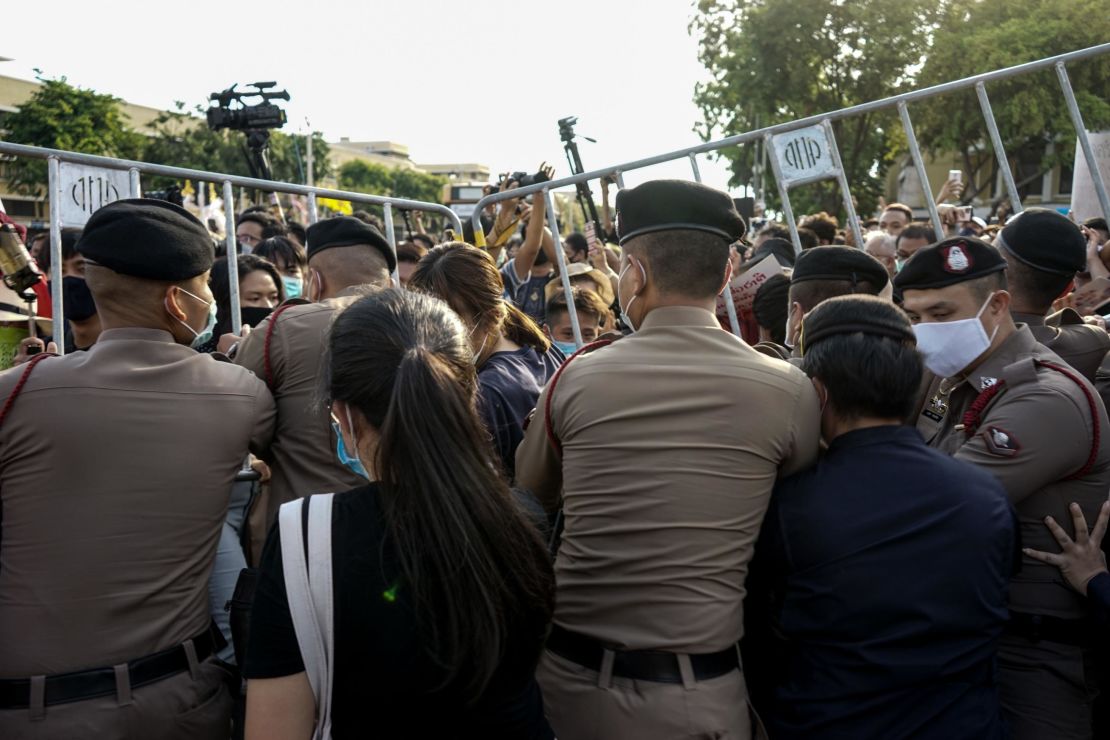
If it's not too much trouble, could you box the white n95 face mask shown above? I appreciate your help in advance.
[912,293,999,378]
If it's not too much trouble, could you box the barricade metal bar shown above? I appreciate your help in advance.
[897,102,945,238]
[308,192,319,225]
[689,153,702,183]
[722,279,742,337]
[1056,62,1110,225]
[468,42,1110,232]
[975,82,1023,217]
[0,141,462,230]
[544,189,583,348]
[764,133,803,255]
[614,171,625,190]
[47,157,64,353]
[128,168,141,198]
[822,120,865,249]
[223,181,241,335]
[383,203,398,284]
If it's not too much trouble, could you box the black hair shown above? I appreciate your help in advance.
[545,287,610,327]
[803,330,923,421]
[1084,217,1108,233]
[564,232,588,256]
[412,233,435,251]
[757,222,792,241]
[253,235,307,273]
[800,213,838,243]
[326,290,554,702]
[37,229,82,273]
[286,220,307,245]
[237,210,286,239]
[965,270,1008,303]
[208,254,284,337]
[625,229,729,299]
[796,227,819,251]
[896,224,936,247]
[752,273,790,343]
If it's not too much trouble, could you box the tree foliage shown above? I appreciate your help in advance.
[0,75,145,196]
[338,160,445,203]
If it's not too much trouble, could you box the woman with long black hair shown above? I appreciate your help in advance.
[242,289,555,739]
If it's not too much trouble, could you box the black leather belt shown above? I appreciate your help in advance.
[546,624,739,684]
[1006,611,1094,647]
[0,626,222,709]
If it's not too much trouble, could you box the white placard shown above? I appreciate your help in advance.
[726,254,784,310]
[57,163,132,227]
[1070,131,1110,222]
[772,124,837,185]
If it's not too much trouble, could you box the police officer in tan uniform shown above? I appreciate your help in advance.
[897,237,1110,740]
[233,216,394,557]
[516,180,821,740]
[998,208,1110,381]
[0,199,276,739]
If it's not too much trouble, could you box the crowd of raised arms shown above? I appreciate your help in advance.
[0,166,1109,740]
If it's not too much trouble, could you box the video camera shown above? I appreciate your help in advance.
[503,169,551,190]
[144,184,184,207]
[206,82,290,132]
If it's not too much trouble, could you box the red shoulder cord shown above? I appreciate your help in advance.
[0,352,55,429]
[543,339,614,458]
[962,360,1102,481]
[263,304,299,391]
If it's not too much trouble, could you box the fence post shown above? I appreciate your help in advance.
[689,153,703,183]
[308,192,319,225]
[897,102,945,238]
[544,189,584,348]
[764,133,803,254]
[822,119,865,249]
[223,181,241,335]
[975,82,1024,217]
[721,278,742,338]
[47,157,65,353]
[1056,62,1110,226]
[128,168,141,198]
[383,202,398,284]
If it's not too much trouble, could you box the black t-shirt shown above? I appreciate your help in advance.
[477,347,562,481]
[244,485,554,739]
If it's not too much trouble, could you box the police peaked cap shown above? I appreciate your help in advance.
[893,236,1006,291]
[306,216,396,272]
[615,180,746,246]
[801,294,916,354]
[791,246,889,289]
[996,207,1087,276]
[76,199,215,281]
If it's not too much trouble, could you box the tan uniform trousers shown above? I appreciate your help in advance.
[0,656,231,740]
[998,633,1098,740]
[537,648,752,740]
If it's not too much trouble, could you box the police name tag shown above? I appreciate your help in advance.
[772,124,837,185]
[57,163,133,228]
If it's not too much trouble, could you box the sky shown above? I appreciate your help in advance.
[0,0,736,196]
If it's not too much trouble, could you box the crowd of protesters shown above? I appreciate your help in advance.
[0,159,1108,740]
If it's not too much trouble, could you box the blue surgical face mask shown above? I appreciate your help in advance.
[553,340,579,357]
[331,409,368,479]
[282,276,303,300]
[169,287,217,349]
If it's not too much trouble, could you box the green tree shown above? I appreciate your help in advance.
[691,0,942,218]
[913,0,1110,206]
[0,74,144,196]
[338,160,445,202]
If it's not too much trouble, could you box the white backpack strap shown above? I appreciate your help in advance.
[279,494,335,740]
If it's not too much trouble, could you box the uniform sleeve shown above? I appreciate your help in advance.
[779,376,821,477]
[250,380,277,460]
[234,315,270,381]
[954,385,1092,505]
[242,523,306,679]
[514,383,563,513]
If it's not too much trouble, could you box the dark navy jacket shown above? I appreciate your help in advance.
[745,425,1016,740]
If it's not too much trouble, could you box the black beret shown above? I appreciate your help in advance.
[800,294,916,355]
[893,236,1006,291]
[306,216,396,272]
[76,198,215,281]
[746,237,796,269]
[996,207,1086,276]
[791,246,889,289]
[615,180,746,246]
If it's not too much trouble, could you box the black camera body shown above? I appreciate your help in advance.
[507,170,551,189]
[206,82,290,133]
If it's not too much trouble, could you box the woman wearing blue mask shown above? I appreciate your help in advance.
[243,289,555,740]
[409,242,562,480]
[253,236,307,300]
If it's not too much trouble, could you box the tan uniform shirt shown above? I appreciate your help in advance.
[916,325,1110,619]
[235,293,365,526]
[1013,309,1109,381]
[516,306,820,653]
[0,328,275,677]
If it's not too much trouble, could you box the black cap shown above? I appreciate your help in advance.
[791,246,889,289]
[615,179,746,246]
[800,294,916,355]
[893,236,1006,291]
[76,198,215,281]
[996,207,1086,276]
[306,216,396,272]
[746,237,796,269]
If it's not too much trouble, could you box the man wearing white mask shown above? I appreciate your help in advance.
[897,236,1110,740]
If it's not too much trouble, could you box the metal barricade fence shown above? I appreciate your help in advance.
[471,43,1110,348]
[0,140,463,354]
